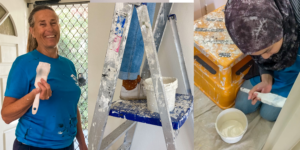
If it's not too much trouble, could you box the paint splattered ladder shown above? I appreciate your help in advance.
[88,3,192,150]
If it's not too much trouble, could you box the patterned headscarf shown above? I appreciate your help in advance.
[225,0,300,71]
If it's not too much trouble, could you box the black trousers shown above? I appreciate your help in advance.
[13,139,74,150]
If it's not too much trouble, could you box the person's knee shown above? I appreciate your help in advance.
[235,80,258,114]
[260,109,279,122]
[235,102,257,114]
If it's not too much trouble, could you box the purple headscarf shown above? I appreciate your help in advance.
[225,0,300,71]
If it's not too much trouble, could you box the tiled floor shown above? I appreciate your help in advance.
[194,85,274,150]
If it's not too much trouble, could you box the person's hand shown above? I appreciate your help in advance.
[37,78,52,100]
[28,88,41,100]
[248,74,272,105]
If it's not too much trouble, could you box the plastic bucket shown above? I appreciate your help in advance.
[215,108,248,144]
[143,77,178,113]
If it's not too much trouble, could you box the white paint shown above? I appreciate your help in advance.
[98,95,110,112]
[143,77,178,113]
[220,120,244,137]
[71,74,76,81]
[215,108,248,144]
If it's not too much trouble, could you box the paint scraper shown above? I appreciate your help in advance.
[240,87,286,108]
[32,62,51,115]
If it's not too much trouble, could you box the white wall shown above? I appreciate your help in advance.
[194,0,227,20]
[88,3,193,150]
[263,74,300,150]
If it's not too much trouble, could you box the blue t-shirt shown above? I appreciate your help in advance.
[5,50,81,149]
[250,47,300,98]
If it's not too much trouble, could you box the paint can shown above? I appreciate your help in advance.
[215,108,248,144]
[143,77,178,113]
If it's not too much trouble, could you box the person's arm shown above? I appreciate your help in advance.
[1,91,36,124]
[248,66,273,105]
[1,79,51,124]
[259,66,274,84]
[259,66,273,77]
[261,74,273,84]
[76,107,88,150]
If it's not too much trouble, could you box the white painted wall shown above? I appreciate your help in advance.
[88,3,193,150]
[263,74,300,150]
[194,0,227,19]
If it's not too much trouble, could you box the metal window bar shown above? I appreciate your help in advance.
[46,3,89,149]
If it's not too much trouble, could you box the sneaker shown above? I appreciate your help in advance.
[120,81,146,100]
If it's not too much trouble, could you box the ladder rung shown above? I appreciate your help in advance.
[100,120,136,150]
[117,122,137,150]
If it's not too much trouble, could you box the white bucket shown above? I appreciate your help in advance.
[143,77,178,113]
[215,108,248,144]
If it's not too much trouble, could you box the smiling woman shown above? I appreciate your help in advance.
[27,7,60,57]
[0,5,87,150]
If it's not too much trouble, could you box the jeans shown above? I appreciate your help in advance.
[13,139,74,150]
[235,80,282,122]
[119,3,156,80]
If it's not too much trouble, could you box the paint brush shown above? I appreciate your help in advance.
[240,87,286,108]
[32,62,51,115]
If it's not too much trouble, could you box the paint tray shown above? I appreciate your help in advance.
[194,6,252,109]
[109,93,193,130]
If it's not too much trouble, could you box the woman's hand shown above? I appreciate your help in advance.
[248,74,273,105]
[37,78,52,100]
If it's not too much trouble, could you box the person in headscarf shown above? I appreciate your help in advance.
[225,0,300,121]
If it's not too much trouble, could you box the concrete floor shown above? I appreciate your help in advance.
[194,85,274,150]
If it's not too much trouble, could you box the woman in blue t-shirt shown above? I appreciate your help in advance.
[224,0,300,121]
[1,6,87,150]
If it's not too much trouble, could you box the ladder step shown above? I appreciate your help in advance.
[100,120,136,150]
[109,94,193,130]
[117,121,137,150]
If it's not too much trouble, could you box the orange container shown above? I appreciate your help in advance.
[194,6,252,109]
